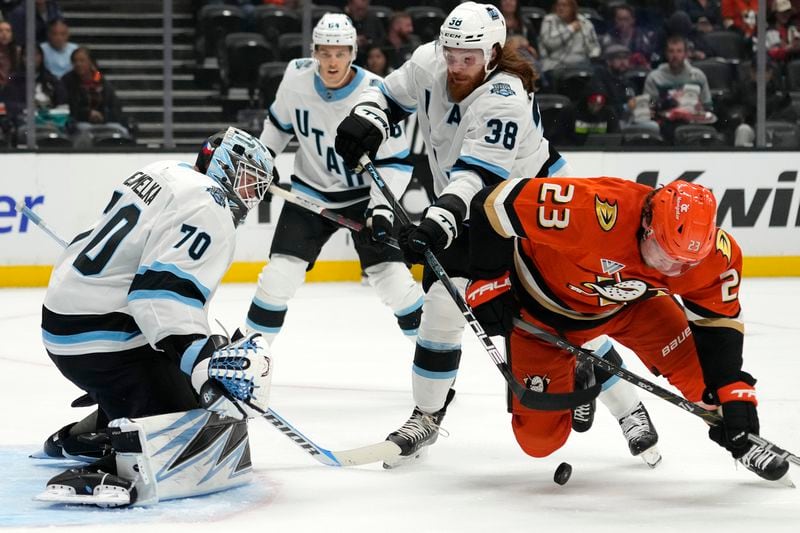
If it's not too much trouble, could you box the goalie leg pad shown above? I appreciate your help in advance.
[247,254,308,342]
[412,278,467,413]
[111,409,253,506]
[364,261,423,339]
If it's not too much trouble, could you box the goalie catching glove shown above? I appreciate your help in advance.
[182,332,272,420]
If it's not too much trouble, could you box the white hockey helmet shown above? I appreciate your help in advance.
[439,2,507,69]
[312,13,358,63]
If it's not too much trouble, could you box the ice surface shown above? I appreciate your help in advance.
[0,279,798,532]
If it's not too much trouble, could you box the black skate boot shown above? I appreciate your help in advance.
[572,359,596,433]
[38,412,112,462]
[738,443,792,484]
[383,388,456,469]
[618,402,661,467]
[35,454,137,507]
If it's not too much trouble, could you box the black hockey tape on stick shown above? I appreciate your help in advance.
[512,316,800,468]
[268,184,400,250]
[23,204,400,468]
[357,155,601,411]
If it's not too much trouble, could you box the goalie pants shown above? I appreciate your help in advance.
[509,294,705,458]
[48,344,199,421]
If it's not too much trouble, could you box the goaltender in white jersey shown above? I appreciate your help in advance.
[246,13,423,344]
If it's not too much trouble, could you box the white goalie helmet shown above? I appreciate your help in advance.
[439,2,507,69]
[312,13,358,63]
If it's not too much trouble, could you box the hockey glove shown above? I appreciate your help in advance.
[398,206,458,264]
[705,375,759,459]
[185,332,273,420]
[366,205,395,243]
[466,271,518,337]
[335,102,390,170]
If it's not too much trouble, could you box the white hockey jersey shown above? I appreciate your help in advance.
[360,42,567,214]
[42,160,236,357]
[262,59,412,208]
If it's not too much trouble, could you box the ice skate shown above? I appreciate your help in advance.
[738,443,793,486]
[383,389,455,469]
[35,454,137,508]
[618,402,661,468]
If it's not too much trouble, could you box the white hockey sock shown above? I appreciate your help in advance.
[582,335,641,419]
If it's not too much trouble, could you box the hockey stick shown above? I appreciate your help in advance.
[268,184,400,249]
[512,316,800,468]
[22,201,400,467]
[357,155,600,411]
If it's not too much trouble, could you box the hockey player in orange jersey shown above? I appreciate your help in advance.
[466,177,790,483]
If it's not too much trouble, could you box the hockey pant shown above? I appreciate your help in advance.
[510,294,705,458]
[112,409,252,506]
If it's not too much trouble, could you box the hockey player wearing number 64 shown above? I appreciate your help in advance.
[335,2,657,468]
[35,127,277,507]
[244,13,423,345]
[467,177,791,484]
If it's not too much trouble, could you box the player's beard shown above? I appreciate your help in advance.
[447,68,485,102]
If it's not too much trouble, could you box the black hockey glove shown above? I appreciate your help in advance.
[398,206,458,264]
[705,375,759,459]
[335,102,390,170]
[366,205,395,243]
[465,272,518,337]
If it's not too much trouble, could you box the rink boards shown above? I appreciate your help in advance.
[1,150,799,286]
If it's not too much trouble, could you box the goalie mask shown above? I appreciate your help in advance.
[196,127,274,227]
[641,180,717,276]
[439,2,506,77]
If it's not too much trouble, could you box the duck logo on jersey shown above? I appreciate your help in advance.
[594,195,618,231]
[716,229,732,264]
[524,374,550,393]
[206,186,227,208]
[569,273,666,306]
[490,82,515,97]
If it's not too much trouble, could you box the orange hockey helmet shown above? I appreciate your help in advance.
[642,181,717,275]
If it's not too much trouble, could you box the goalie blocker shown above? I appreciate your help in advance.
[37,409,253,507]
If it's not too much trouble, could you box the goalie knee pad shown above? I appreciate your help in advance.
[247,254,308,341]
[110,409,252,506]
[364,262,423,339]
[582,335,641,419]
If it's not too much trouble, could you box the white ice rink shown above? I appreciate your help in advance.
[1,279,798,532]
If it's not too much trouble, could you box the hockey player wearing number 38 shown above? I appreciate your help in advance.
[335,2,656,468]
[468,177,791,484]
[35,127,276,507]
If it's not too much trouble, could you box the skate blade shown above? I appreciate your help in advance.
[774,471,795,488]
[382,446,429,470]
[35,484,131,507]
[638,446,662,469]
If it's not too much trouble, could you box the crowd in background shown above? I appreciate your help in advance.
[2,0,800,148]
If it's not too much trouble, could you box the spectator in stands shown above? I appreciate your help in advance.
[731,58,792,146]
[553,86,620,146]
[384,12,421,70]
[678,0,723,27]
[5,44,66,127]
[538,0,601,72]
[365,44,391,77]
[8,0,62,44]
[722,0,758,39]
[591,45,637,122]
[766,0,800,63]
[0,19,19,89]
[41,19,76,79]
[600,3,656,69]
[497,0,527,37]
[345,0,385,65]
[652,10,713,63]
[644,35,715,142]
[61,47,130,147]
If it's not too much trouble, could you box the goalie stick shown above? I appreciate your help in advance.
[268,184,400,250]
[356,156,600,411]
[512,316,800,469]
[20,201,400,467]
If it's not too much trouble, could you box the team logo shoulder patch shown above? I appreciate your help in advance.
[293,59,313,70]
[369,78,381,87]
[594,194,618,231]
[490,82,515,97]
[524,374,550,393]
[206,186,227,208]
[716,228,732,263]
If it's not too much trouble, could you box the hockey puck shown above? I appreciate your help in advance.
[553,462,572,485]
